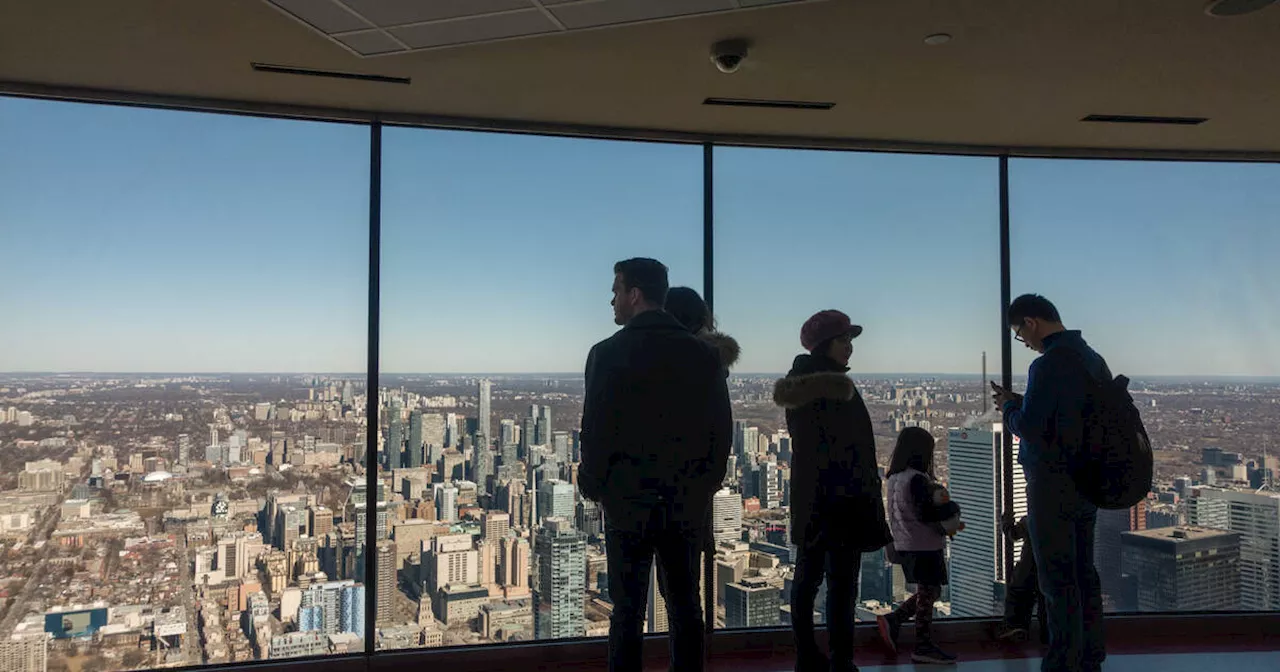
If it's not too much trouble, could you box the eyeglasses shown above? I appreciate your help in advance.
[1013,323,1027,344]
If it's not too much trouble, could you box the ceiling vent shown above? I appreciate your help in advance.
[703,97,835,110]
[1081,114,1207,126]
[251,62,411,84]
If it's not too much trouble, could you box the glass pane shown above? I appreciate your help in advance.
[0,98,369,668]
[713,147,1002,627]
[377,128,702,648]
[1010,158,1280,614]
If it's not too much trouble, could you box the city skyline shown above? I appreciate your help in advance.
[4,98,1280,376]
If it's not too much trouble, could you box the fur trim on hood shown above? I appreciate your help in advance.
[773,371,855,409]
[697,330,740,369]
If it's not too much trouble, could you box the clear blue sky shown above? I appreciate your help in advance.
[2,96,1278,376]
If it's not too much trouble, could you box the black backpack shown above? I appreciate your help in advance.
[1060,349,1154,509]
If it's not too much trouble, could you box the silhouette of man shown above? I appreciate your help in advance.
[579,258,732,672]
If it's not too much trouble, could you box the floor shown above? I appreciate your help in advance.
[855,650,1280,672]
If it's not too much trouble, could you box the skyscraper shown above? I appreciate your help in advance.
[1094,500,1149,608]
[552,431,571,465]
[499,419,517,449]
[537,479,576,523]
[473,444,495,498]
[376,540,398,626]
[725,577,780,627]
[477,379,492,447]
[1121,526,1241,612]
[537,405,552,446]
[757,461,780,510]
[646,561,668,633]
[406,410,425,468]
[423,534,479,594]
[435,483,459,523]
[1188,487,1280,610]
[712,488,743,546]
[483,512,511,544]
[499,534,532,597]
[176,433,191,467]
[946,424,1026,618]
[534,517,586,639]
[384,411,404,471]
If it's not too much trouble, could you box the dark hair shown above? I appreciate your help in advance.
[887,427,935,477]
[1008,294,1061,326]
[664,286,713,332]
[613,258,669,306]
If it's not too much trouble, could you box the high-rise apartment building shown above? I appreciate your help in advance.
[757,461,780,510]
[407,410,425,468]
[537,479,576,523]
[376,540,398,626]
[1188,487,1280,610]
[435,483,459,523]
[712,488,742,547]
[477,379,492,447]
[534,517,586,639]
[176,433,191,467]
[537,405,552,446]
[0,635,48,672]
[299,580,364,637]
[946,424,1026,618]
[1120,526,1241,612]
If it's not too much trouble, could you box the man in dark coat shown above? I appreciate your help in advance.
[773,310,892,672]
[579,258,733,672]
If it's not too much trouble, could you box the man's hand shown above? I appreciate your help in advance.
[990,381,1022,407]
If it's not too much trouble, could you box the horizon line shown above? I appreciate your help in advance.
[3,371,1280,382]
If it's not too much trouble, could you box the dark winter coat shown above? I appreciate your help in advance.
[773,354,892,549]
[579,310,734,532]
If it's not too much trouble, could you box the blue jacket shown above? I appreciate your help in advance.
[1002,331,1111,472]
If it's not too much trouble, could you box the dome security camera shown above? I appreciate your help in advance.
[710,39,750,74]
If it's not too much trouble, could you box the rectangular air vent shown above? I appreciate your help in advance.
[703,97,835,110]
[251,62,410,85]
[1081,114,1207,126]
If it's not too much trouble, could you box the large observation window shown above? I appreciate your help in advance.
[375,128,702,648]
[712,147,1002,625]
[0,98,369,668]
[1010,158,1280,614]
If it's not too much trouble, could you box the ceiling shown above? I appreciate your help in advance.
[263,0,822,56]
[2,0,1279,156]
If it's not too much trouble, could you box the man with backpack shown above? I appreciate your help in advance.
[991,294,1109,672]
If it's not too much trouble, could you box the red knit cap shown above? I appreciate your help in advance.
[800,310,863,352]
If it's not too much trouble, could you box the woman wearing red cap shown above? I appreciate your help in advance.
[773,309,892,672]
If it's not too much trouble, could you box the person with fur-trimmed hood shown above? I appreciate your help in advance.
[665,286,740,372]
[773,309,892,672]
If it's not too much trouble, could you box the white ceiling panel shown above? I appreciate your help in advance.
[272,0,371,33]
[338,0,533,27]
[549,0,737,30]
[263,0,823,56]
[390,10,558,49]
[333,29,404,56]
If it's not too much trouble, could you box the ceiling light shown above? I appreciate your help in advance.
[923,33,952,45]
[1204,0,1278,17]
